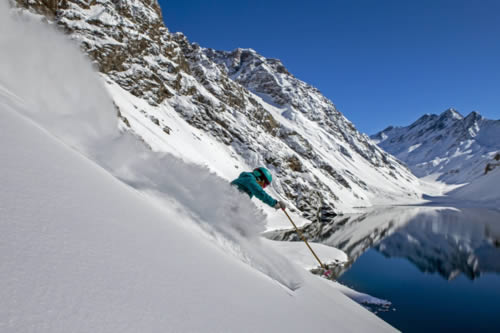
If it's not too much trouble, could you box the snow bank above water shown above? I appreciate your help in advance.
[449,168,500,207]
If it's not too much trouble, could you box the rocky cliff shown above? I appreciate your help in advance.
[12,0,421,217]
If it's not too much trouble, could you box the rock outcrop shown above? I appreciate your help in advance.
[12,0,421,217]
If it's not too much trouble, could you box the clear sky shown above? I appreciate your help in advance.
[158,0,500,134]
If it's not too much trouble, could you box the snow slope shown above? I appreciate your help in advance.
[449,167,500,206]
[0,98,395,333]
[0,5,395,332]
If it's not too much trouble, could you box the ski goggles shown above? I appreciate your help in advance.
[255,170,270,188]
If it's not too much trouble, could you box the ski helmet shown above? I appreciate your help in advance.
[253,167,272,185]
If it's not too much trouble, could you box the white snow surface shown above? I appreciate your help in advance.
[449,167,500,205]
[263,239,348,270]
[0,5,395,332]
[263,240,390,307]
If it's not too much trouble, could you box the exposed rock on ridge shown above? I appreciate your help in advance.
[12,0,421,217]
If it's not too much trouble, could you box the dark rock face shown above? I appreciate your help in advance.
[15,0,65,18]
[12,0,420,217]
[16,0,180,105]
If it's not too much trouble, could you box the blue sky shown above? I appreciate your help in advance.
[158,0,500,134]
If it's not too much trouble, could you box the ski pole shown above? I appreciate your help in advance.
[281,208,331,277]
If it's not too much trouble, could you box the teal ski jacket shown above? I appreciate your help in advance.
[231,171,278,208]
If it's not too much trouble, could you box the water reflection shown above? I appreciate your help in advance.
[265,207,500,280]
[376,208,500,280]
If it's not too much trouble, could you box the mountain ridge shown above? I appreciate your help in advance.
[372,108,500,184]
[12,0,422,215]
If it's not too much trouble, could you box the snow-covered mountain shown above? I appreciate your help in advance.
[371,108,500,184]
[0,4,397,331]
[12,0,422,215]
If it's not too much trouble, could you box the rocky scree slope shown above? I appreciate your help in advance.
[13,0,421,217]
[372,108,500,184]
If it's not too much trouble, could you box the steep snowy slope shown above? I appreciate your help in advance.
[0,94,396,333]
[0,5,396,331]
[372,109,500,184]
[13,0,422,216]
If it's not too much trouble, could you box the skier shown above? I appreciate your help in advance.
[231,167,287,210]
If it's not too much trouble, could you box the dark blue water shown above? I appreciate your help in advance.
[339,249,500,332]
[266,206,500,331]
[335,207,500,333]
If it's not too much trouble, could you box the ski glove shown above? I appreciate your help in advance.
[274,200,287,210]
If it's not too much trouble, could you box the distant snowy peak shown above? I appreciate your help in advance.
[372,109,500,183]
[441,107,463,120]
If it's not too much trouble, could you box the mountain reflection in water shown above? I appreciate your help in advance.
[265,207,500,280]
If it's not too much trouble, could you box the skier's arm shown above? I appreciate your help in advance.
[248,181,278,207]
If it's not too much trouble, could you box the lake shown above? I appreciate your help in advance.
[266,206,500,332]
